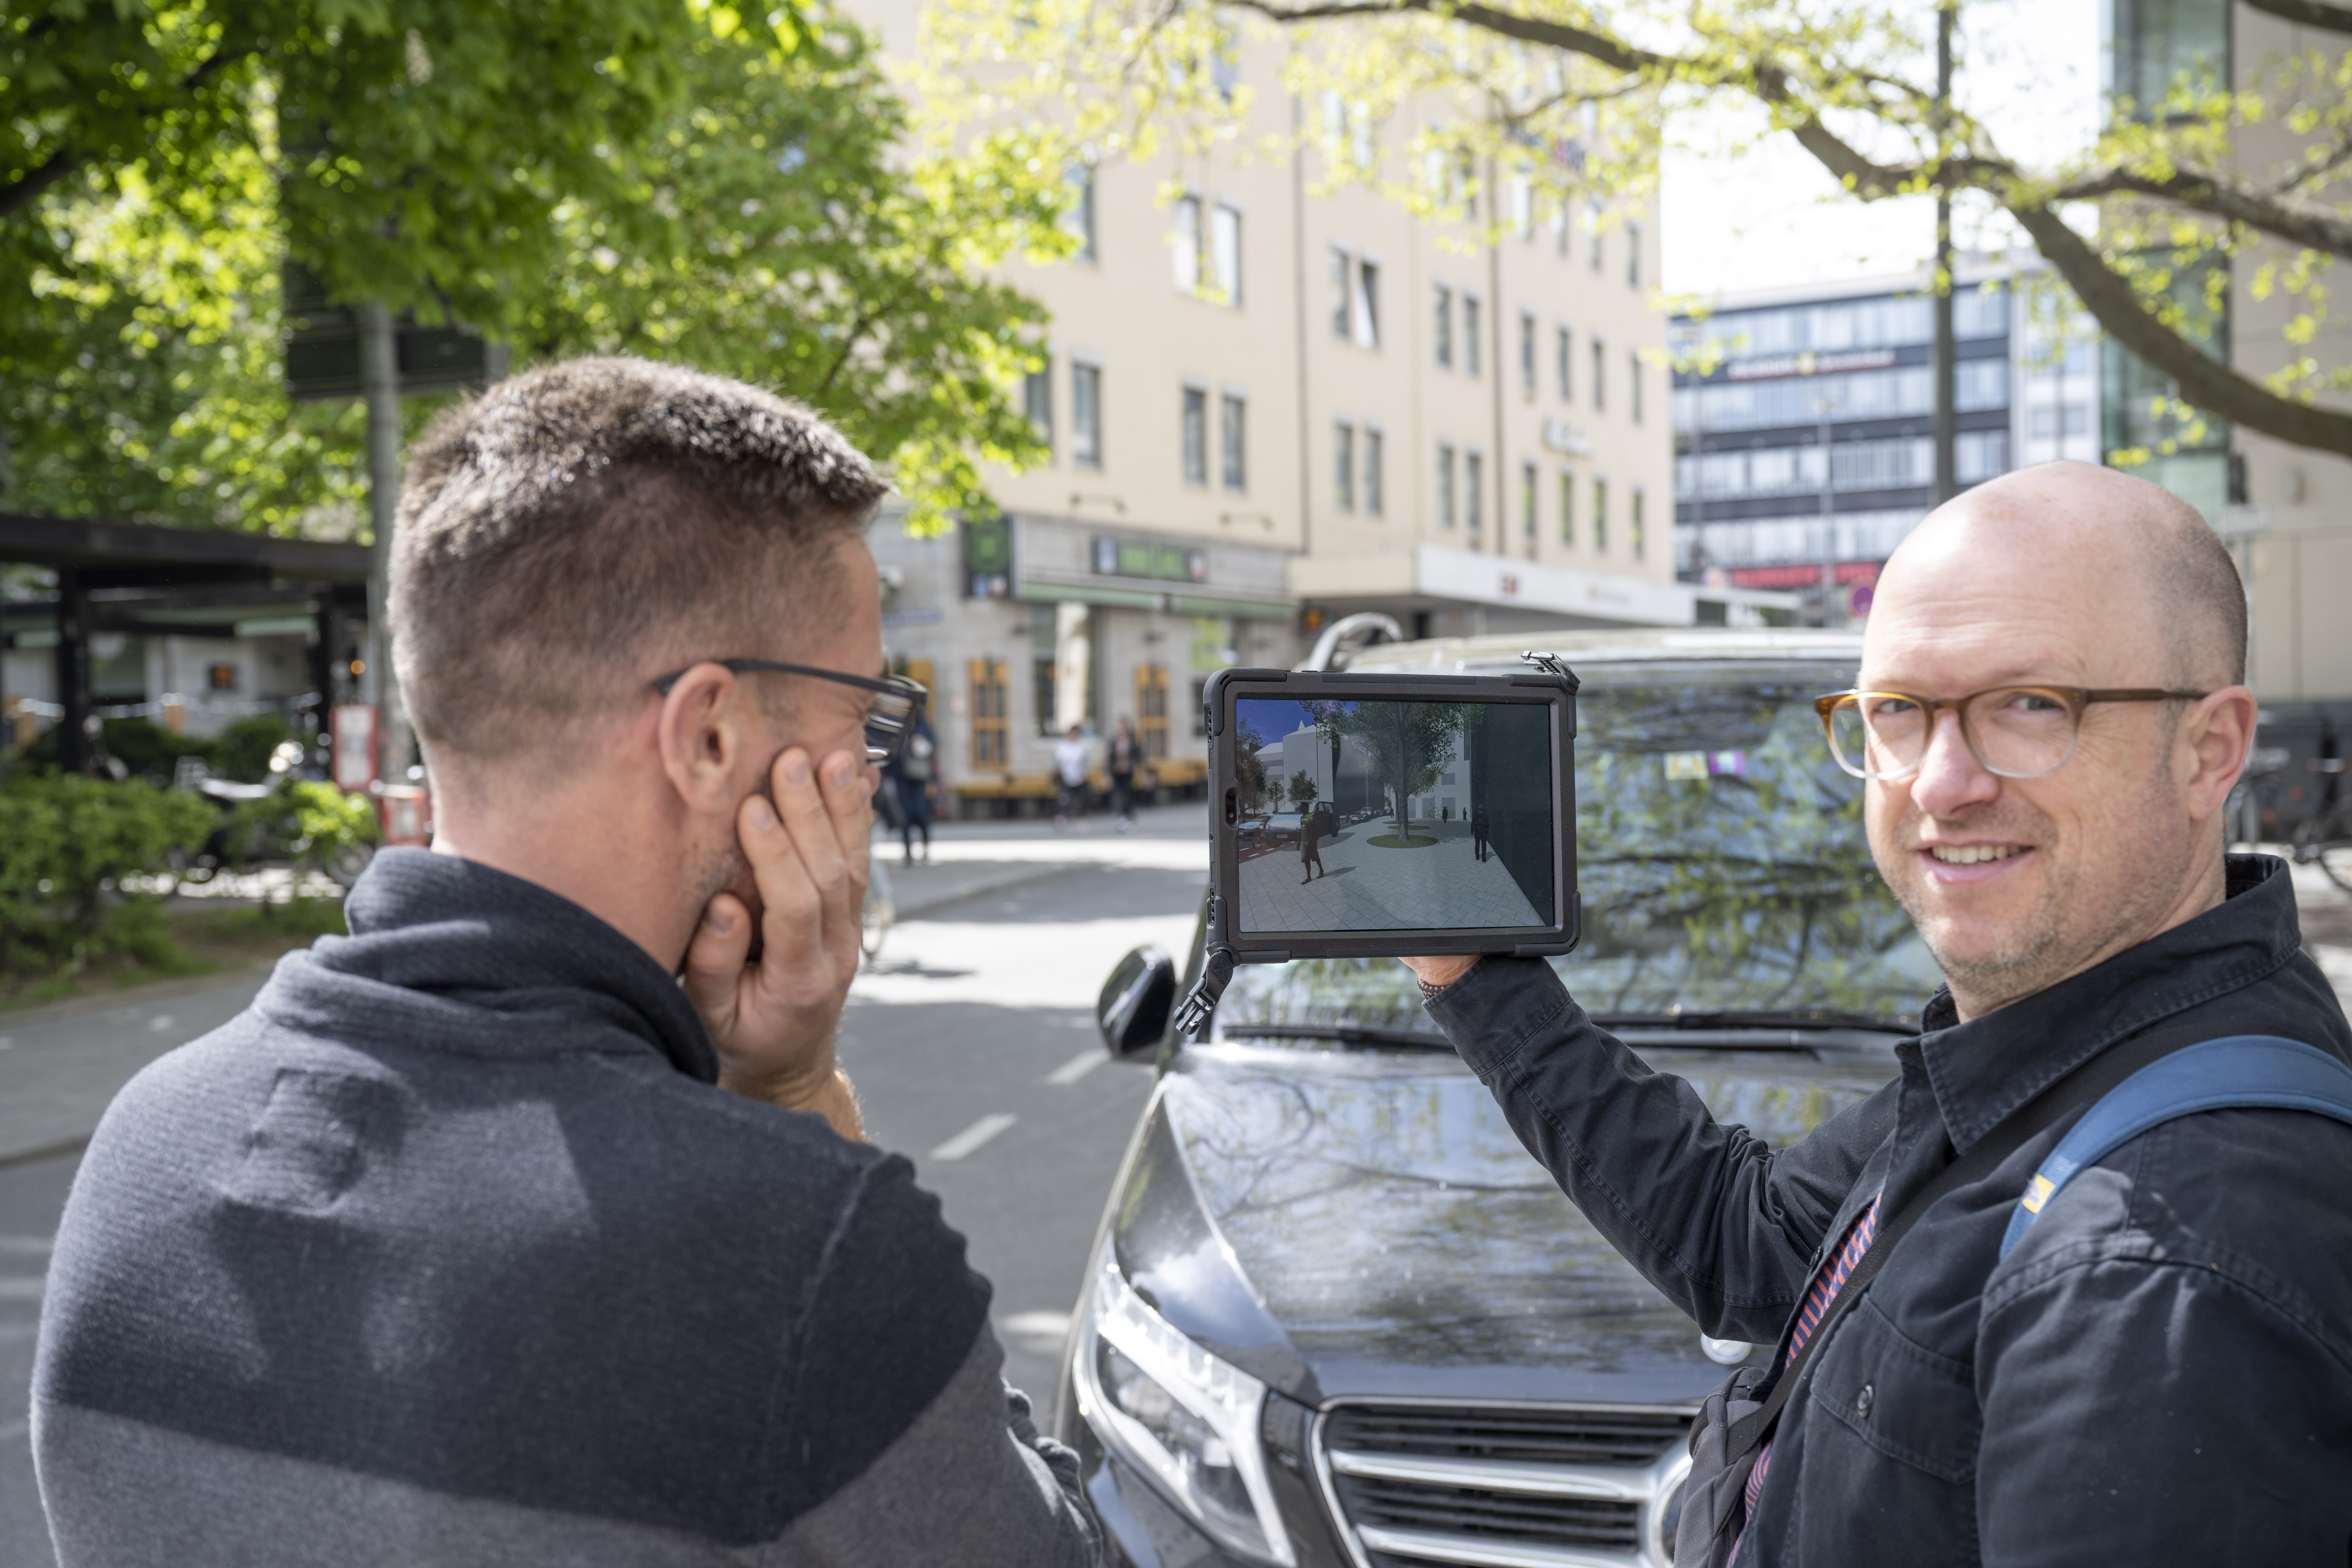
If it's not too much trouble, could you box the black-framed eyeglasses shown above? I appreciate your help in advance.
[652,659,928,765]
[1813,685,2210,782]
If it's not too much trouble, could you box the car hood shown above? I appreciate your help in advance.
[1113,1040,1890,1407]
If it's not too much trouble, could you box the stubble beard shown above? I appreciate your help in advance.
[1885,763,2190,1016]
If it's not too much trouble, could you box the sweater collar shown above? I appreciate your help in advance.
[1916,853,2305,1153]
[269,848,719,1082]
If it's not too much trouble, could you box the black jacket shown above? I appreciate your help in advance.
[1426,855,2352,1565]
[36,849,1101,1566]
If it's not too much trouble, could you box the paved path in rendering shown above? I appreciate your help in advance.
[1237,818,1544,933]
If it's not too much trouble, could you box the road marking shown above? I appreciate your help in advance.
[148,1014,175,1032]
[929,1113,1017,1162]
[1045,1049,1106,1086]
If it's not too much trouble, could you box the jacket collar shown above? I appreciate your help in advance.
[1916,854,2305,1153]
[265,847,720,1083]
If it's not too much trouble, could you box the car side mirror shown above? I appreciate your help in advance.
[1097,944,1177,1063]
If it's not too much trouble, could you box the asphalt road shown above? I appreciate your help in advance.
[0,851,1201,1565]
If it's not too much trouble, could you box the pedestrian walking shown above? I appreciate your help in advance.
[1299,802,1328,883]
[889,715,938,864]
[1406,462,2351,1565]
[1471,804,1490,862]
[1107,716,1140,831]
[1053,724,1090,830]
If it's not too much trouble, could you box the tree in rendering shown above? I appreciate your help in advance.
[915,0,2352,463]
[1307,702,1463,837]
[1289,770,1319,810]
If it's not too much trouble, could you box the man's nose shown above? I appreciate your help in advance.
[1906,706,2001,820]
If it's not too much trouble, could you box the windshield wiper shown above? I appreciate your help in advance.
[1590,1009,1914,1036]
[1216,1022,1458,1053]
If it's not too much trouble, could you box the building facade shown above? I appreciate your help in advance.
[846,2,1783,812]
[1669,258,2054,620]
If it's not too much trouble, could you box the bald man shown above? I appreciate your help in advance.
[1406,463,2352,1566]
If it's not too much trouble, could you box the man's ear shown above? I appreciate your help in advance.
[654,663,752,817]
[2181,684,2259,821]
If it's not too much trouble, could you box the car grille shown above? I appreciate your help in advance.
[1316,1402,1695,1568]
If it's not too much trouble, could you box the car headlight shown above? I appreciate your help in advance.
[1073,1247,1297,1566]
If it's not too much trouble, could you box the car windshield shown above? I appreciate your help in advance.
[1217,659,1941,1042]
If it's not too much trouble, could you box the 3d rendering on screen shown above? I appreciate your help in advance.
[1232,697,1556,934]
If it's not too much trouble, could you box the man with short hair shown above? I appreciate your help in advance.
[33,358,1103,1567]
[1408,462,2352,1563]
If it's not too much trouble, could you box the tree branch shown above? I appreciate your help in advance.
[2240,0,2352,36]
[2008,200,2352,455]
[2053,163,2352,258]
[0,146,76,221]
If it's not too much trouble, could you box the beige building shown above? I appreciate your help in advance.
[849,8,1784,811]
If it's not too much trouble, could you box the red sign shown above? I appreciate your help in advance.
[1727,561,1883,592]
[379,784,432,847]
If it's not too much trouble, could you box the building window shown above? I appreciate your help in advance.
[1465,450,1485,534]
[1434,285,1453,368]
[1559,467,1575,545]
[1630,350,1642,425]
[1220,393,1247,491]
[1064,165,1096,261]
[1437,443,1457,528]
[1521,460,1538,542]
[1511,172,1533,238]
[1136,664,1170,759]
[969,657,1010,767]
[1181,386,1208,486]
[1031,603,1058,737]
[1557,327,1572,401]
[1552,197,1570,257]
[1023,359,1053,455]
[1210,204,1242,305]
[1334,422,1356,510]
[1072,363,1102,469]
[1626,219,1641,289]
[1364,428,1384,516]
[1464,296,1482,376]
[1588,200,1603,271]
[1631,487,1645,559]
[1172,196,1202,294]
[1330,248,1352,337]
[1354,259,1380,348]
[2064,403,2090,436]
[1593,476,1609,552]
[1519,311,1537,400]
[1591,337,1606,412]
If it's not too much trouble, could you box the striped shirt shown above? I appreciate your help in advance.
[1737,1190,1885,1550]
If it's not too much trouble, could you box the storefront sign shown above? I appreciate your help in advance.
[1093,536,1209,584]
[962,514,1013,599]
[1726,348,1898,382]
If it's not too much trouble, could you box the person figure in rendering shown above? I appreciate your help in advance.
[1405,462,2352,1563]
[33,358,1103,1568]
[1053,723,1089,831]
[1300,800,1328,884]
[1471,803,1491,863]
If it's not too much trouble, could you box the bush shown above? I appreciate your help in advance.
[229,779,379,883]
[97,716,214,783]
[0,775,216,975]
[211,715,298,782]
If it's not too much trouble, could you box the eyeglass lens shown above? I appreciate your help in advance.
[864,687,920,763]
[1828,689,2080,780]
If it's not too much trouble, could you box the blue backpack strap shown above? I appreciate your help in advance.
[2000,1035,2352,1261]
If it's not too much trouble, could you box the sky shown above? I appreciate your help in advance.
[1660,0,2105,303]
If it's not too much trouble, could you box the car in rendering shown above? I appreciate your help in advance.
[1065,629,1938,1568]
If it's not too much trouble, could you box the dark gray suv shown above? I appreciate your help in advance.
[1062,631,1939,1568]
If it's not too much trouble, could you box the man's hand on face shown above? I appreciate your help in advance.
[682,746,871,1140]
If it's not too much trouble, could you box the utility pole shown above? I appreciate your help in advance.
[359,299,409,787]
[1932,0,1958,505]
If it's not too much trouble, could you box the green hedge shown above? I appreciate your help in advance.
[0,776,216,975]
[17,713,300,784]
